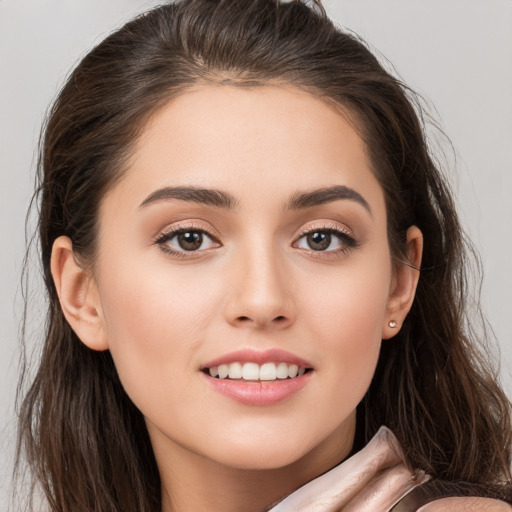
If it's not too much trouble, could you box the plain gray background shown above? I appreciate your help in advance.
[1,0,511,505]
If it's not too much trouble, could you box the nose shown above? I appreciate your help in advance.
[223,249,296,330]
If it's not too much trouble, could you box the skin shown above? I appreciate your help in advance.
[420,498,512,512]
[51,85,424,511]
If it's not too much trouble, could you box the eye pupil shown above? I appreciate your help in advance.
[307,232,331,251]
[178,231,203,251]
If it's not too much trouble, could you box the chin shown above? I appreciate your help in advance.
[200,431,322,471]
[215,449,306,471]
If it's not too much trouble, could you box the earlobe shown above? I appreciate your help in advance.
[50,236,109,351]
[382,226,423,340]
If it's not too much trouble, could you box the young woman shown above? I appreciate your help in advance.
[15,0,512,510]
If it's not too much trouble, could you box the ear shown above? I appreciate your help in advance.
[382,226,423,340]
[50,236,109,351]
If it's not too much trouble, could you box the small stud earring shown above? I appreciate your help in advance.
[388,320,397,328]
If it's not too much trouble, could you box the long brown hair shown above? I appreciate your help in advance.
[15,0,512,510]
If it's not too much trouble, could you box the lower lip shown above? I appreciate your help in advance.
[201,372,312,406]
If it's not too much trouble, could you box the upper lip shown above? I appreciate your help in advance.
[201,348,313,370]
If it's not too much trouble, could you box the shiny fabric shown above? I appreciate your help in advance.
[268,426,430,512]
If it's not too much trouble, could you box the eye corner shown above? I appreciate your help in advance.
[153,223,222,259]
[292,222,359,256]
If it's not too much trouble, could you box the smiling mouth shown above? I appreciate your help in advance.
[204,362,312,381]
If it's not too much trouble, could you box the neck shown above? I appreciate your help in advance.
[152,415,356,512]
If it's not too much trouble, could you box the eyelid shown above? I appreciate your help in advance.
[152,219,221,242]
[152,220,222,258]
[292,221,359,256]
[293,221,356,241]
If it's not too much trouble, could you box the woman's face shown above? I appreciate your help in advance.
[88,85,401,471]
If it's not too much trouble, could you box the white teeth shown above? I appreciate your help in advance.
[228,362,243,379]
[209,361,308,381]
[276,362,289,379]
[242,362,260,380]
[288,364,298,378]
[260,363,277,381]
[218,364,229,379]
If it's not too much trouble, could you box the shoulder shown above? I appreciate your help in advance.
[418,497,512,511]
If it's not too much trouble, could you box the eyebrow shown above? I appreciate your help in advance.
[286,185,371,215]
[139,184,371,215]
[139,186,238,209]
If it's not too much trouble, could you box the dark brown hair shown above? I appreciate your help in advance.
[16,0,512,510]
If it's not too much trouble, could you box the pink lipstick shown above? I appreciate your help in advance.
[200,349,313,406]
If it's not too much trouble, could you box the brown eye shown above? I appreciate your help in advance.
[306,232,331,251]
[294,227,358,254]
[177,231,203,251]
[156,227,219,255]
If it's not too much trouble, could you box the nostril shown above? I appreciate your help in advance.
[233,315,289,327]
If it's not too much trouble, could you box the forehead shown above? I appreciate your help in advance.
[104,84,385,215]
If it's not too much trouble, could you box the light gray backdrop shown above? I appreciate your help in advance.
[1,0,511,505]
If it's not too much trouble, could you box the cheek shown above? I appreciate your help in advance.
[301,256,392,394]
[304,259,391,337]
[96,259,220,412]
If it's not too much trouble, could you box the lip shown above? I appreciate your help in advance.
[200,348,313,370]
[201,370,312,406]
[200,348,314,406]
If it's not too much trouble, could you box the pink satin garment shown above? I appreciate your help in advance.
[268,426,430,512]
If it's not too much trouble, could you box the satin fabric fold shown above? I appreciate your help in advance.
[269,426,429,512]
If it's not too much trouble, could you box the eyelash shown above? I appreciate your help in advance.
[153,225,221,259]
[293,224,359,257]
[153,223,358,259]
